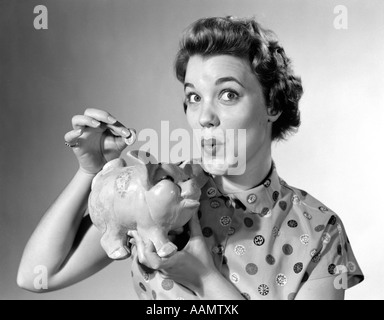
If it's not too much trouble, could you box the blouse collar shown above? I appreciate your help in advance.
[203,162,282,216]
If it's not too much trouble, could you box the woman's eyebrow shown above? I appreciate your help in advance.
[215,76,245,88]
[184,82,195,90]
[184,77,245,90]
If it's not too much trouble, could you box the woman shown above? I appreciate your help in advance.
[17,16,363,300]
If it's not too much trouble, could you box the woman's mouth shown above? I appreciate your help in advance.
[201,138,223,156]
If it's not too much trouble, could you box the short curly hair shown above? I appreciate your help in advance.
[174,16,303,141]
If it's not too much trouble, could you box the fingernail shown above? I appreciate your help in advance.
[157,242,178,258]
[124,130,137,146]
[110,247,128,260]
[108,116,117,123]
[122,129,130,137]
[92,119,100,126]
[76,128,83,135]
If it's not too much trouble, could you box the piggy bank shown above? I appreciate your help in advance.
[88,150,207,260]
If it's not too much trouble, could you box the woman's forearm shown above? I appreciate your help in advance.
[197,271,246,300]
[17,169,96,287]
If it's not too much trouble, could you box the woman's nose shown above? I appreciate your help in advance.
[199,102,220,128]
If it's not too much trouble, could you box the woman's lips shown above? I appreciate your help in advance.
[201,138,223,156]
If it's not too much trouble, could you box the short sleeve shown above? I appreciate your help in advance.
[304,214,364,289]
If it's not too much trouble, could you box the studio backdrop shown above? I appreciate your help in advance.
[1,0,383,300]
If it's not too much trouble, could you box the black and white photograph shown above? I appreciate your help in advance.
[1,0,383,301]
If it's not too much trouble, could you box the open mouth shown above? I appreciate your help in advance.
[201,138,222,156]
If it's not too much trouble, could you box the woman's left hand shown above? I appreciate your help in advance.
[128,212,217,294]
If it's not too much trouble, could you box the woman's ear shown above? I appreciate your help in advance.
[267,107,282,123]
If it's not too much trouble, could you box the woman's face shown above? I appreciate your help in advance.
[184,54,273,175]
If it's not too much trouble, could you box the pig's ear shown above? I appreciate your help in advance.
[127,150,159,190]
[126,150,158,165]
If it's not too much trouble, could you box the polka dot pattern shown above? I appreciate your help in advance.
[129,162,364,301]
[287,220,298,228]
[259,207,271,218]
[161,279,174,291]
[258,284,269,296]
[254,235,265,246]
[202,227,213,237]
[272,226,280,238]
[244,217,253,227]
[282,244,293,255]
[303,211,312,220]
[291,195,300,204]
[266,254,275,265]
[245,263,258,275]
[210,200,220,209]
[220,216,231,227]
[247,194,257,204]
[206,187,217,198]
[300,234,310,245]
[263,179,271,187]
[228,227,236,236]
[276,273,287,286]
[272,191,279,202]
[230,273,240,283]
[328,264,336,275]
[279,201,287,211]
[234,245,246,256]
[293,262,303,274]
[139,282,146,291]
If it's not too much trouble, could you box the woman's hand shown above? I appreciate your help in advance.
[64,108,135,174]
[129,213,219,295]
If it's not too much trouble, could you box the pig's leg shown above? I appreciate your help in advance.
[100,227,130,260]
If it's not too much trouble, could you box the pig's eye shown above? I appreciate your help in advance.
[159,175,175,183]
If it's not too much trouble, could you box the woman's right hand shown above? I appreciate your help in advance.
[64,108,135,175]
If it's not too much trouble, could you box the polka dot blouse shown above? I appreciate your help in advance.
[130,163,364,300]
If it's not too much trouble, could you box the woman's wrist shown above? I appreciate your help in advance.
[77,166,100,178]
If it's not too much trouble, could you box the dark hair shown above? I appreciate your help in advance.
[174,16,303,141]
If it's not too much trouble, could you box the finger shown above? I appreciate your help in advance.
[64,128,83,144]
[83,108,118,125]
[83,108,134,139]
[105,121,134,139]
[127,230,140,244]
[71,115,102,130]
[188,212,203,238]
[127,231,147,262]
[128,231,163,269]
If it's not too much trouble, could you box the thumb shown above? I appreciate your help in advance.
[188,212,203,238]
[115,135,129,152]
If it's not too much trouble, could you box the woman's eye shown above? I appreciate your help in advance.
[220,91,239,102]
[186,93,201,104]
[159,175,175,183]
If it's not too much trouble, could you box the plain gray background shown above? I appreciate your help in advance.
[1,0,383,299]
